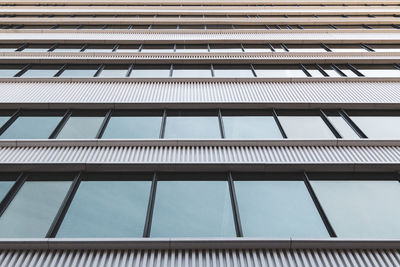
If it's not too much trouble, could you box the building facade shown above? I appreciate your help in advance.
[0,0,400,266]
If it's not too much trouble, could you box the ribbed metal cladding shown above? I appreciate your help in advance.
[1,248,400,267]
[1,81,400,106]
[0,145,399,164]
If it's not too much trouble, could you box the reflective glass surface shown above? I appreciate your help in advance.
[0,116,10,128]
[328,116,359,138]
[350,116,400,138]
[0,116,62,139]
[151,180,236,237]
[312,180,400,238]
[60,66,98,77]
[279,116,335,138]
[102,116,162,139]
[235,181,329,237]
[0,181,71,237]
[57,180,151,237]
[130,65,170,78]
[164,116,221,139]
[0,181,13,202]
[172,65,212,77]
[213,65,254,77]
[21,68,60,78]
[57,116,104,139]
[223,116,282,138]
[254,65,307,77]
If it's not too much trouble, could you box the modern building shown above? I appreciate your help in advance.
[0,0,400,266]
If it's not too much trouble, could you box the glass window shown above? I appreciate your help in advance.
[0,64,24,77]
[175,44,208,53]
[304,65,325,77]
[0,180,71,237]
[285,44,326,52]
[271,44,287,52]
[151,180,236,237]
[20,44,51,52]
[116,44,140,52]
[0,181,13,203]
[102,112,162,139]
[98,65,129,77]
[0,115,62,139]
[327,44,367,52]
[0,44,18,52]
[21,65,62,78]
[56,114,104,139]
[368,44,400,52]
[209,44,243,52]
[0,116,10,128]
[278,114,335,138]
[327,116,359,138]
[130,65,170,78]
[140,44,174,53]
[213,64,254,78]
[222,114,282,139]
[83,44,114,53]
[254,65,307,77]
[243,44,272,52]
[172,64,212,77]
[53,44,83,53]
[353,64,400,77]
[312,180,400,238]
[59,65,99,77]
[57,180,151,237]
[164,112,221,139]
[235,180,328,238]
[350,115,400,139]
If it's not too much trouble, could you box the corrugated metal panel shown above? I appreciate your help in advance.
[1,32,400,43]
[1,248,399,267]
[0,81,399,106]
[0,145,399,164]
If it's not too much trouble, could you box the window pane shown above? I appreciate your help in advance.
[57,180,151,237]
[235,181,328,238]
[102,116,162,139]
[285,44,326,52]
[0,116,62,139]
[0,116,10,128]
[0,44,17,52]
[369,44,400,52]
[57,116,104,139]
[130,65,170,78]
[213,65,254,77]
[117,44,140,52]
[0,65,23,77]
[173,65,212,77]
[99,65,129,77]
[0,181,13,202]
[140,44,174,53]
[164,116,221,139]
[21,65,61,78]
[279,116,335,138]
[223,116,282,138]
[60,65,98,77]
[0,181,71,237]
[355,64,400,77]
[350,116,400,138]
[312,181,400,238]
[243,44,272,52]
[327,44,367,52]
[254,65,307,77]
[175,44,208,53]
[84,45,114,53]
[53,44,83,53]
[21,45,51,52]
[151,180,236,237]
[328,116,359,138]
[210,44,242,52]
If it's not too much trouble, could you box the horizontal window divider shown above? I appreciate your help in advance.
[0,139,399,148]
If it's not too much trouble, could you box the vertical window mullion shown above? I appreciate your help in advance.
[169,64,173,77]
[210,64,215,77]
[228,172,243,237]
[319,109,342,138]
[250,64,257,77]
[112,44,119,52]
[0,109,20,136]
[54,64,67,77]
[303,172,337,238]
[96,109,112,139]
[14,64,31,77]
[272,109,287,138]
[159,110,167,139]
[49,109,72,139]
[339,109,368,138]
[0,172,26,218]
[143,172,158,237]
[94,64,105,77]
[46,172,83,238]
[218,109,225,138]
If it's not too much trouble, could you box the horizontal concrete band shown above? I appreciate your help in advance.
[1,52,400,64]
[1,32,400,44]
[0,238,399,250]
[0,80,399,109]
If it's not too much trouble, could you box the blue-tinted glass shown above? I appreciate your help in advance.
[0,181,71,237]
[0,116,10,128]
[56,116,104,139]
[151,181,236,237]
[312,181,400,238]
[0,181,13,202]
[164,116,221,139]
[102,116,162,139]
[57,181,151,237]
[223,116,282,139]
[0,116,62,139]
[235,181,329,238]
[350,116,400,139]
